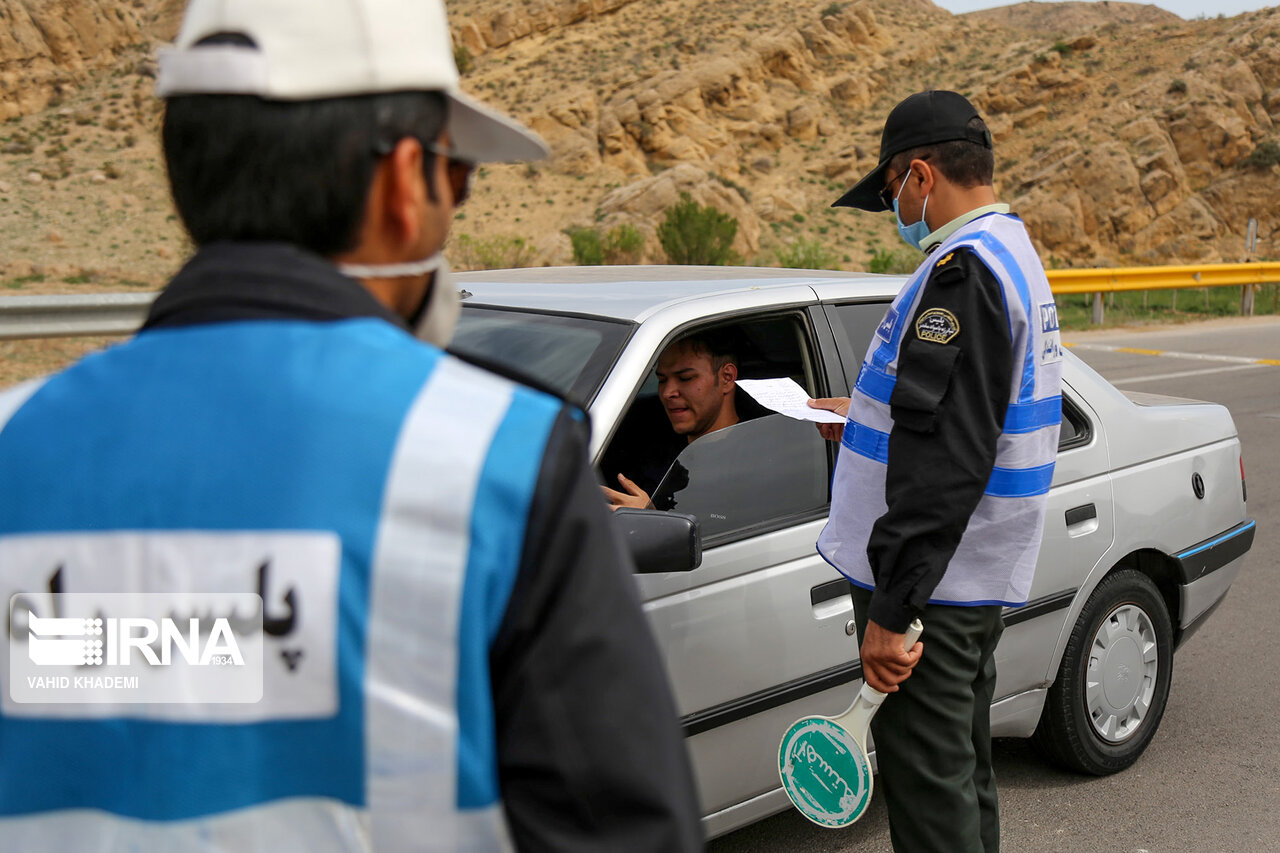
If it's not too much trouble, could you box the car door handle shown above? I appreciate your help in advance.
[1065,503,1096,526]
[811,578,854,619]
[1065,503,1099,537]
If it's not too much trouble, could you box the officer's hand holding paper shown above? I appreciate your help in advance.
[736,378,847,423]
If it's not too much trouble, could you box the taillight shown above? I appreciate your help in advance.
[1241,455,1247,503]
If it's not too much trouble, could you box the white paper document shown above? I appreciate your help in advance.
[736,378,847,424]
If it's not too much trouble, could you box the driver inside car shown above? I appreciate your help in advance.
[603,331,740,509]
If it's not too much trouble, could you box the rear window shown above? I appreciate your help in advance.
[451,306,632,402]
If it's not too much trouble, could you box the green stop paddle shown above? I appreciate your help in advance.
[777,618,923,828]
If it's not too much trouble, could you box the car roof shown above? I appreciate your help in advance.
[454,265,905,323]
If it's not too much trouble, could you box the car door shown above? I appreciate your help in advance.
[624,309,860,829]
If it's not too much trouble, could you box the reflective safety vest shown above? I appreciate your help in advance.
[818,213,1063,606]
[0,318,560,850]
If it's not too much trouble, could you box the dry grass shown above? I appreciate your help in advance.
[0,336,120,389]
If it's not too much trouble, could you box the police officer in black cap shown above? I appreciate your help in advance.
[811,91,1064,852]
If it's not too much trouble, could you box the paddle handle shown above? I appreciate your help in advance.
[837,618,924,748]
[863,618,923,699]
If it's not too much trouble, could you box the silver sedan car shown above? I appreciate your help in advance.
[451,265,1256,839]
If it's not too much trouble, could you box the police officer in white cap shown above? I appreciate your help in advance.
[810,90,1064,852]
[0,1,701,850]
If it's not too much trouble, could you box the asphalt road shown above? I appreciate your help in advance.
[709,316,1280,853]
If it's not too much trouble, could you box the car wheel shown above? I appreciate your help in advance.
[1032,569,1173,775]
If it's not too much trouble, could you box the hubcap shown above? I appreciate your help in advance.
[1086,603,1158,743]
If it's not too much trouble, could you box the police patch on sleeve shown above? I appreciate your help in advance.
[876,307,898,342]
[915,308,960,344]
[1039,302,1063,364]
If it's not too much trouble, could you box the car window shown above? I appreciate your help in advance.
[651,415,829,544]
[1059,394,1091,451]
[828,301,890,373]
[452,306,632,401]
[601,313,831,547]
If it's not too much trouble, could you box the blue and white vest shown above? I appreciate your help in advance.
[819,213,1063,606]
[0,318,560,850]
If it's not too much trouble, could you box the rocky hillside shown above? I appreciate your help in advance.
[965,1,1181,33]
[1,0,1279,291]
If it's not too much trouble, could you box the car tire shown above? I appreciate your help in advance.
[1032,569,1173,775]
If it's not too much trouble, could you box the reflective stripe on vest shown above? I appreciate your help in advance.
[0,319,557,850]
[818,213,1063,606]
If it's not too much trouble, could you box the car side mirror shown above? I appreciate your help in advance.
[612,508,702,573]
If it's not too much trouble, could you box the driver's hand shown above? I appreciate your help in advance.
[602,473,653,510]
[808,396,850,443]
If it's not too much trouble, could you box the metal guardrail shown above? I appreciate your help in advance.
[1,263,1278,339]
[1045,261,1280,294]
[0,293,156,341]
[1045,262,1280,324]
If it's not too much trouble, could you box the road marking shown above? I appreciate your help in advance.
[1110,363,1269,385]
[1065,342,1280,367]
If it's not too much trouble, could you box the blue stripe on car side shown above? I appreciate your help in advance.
[1175,519,1257,559]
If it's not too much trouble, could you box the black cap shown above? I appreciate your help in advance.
[832,90,992,212]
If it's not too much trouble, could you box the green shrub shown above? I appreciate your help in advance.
[603,223,644,264]
[568,224,645,265]
[1168,78,1188,94]
[1050,40,1073,57]
[452,233,536,269]
[867,247,920,274]
[1239,139,1280,170]
[454,44,474,75]
[822,2,847,16]
[775,238,840,270]
[657,192,740,265]
[568,226,604,265]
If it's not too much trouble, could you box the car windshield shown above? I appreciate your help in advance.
[451,305,633,402]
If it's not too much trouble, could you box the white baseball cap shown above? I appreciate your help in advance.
[155,0,548,164]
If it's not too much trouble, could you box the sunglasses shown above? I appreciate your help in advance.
[422,141,475,207]
[878,167,909,210]
[373,138,475,206]
[877,154,930,210]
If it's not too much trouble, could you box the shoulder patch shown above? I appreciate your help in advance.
[915,307,960,344]
[929,248,971,286]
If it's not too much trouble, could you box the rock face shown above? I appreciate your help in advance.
[596,163,760,261]
[461,0,1280,267]
[536,3,887,182]
[980,20,1280,265]
[453,0,641,54]
[966,0,1181,33]
[0,0,146,118]
[3,0,1280,272]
